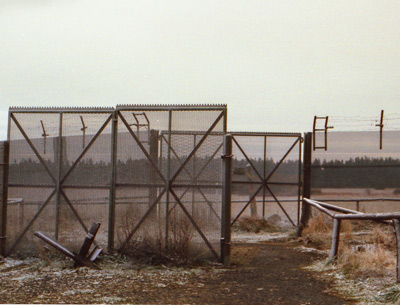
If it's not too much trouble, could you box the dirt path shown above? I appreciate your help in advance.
[0,241,354,304]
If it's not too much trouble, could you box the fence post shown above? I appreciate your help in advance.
[221,134,232,265]
[0,141,9,257]
[393,219,400,282]
[108,111,118,252]
[329,218,341,261]
[148,129,159,219]
[54,114,64,240]
[297,132,312,237]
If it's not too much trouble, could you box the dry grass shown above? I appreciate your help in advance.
[337,244,396,278]
[117,206,209,265]
[370,226,396,251]
[301,210,397,280]
[233,217,281,233]
[306,213,331,233]
[301,213,333,249]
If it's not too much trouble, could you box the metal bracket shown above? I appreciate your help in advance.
[221,154,233,159]
[313,116,334,151]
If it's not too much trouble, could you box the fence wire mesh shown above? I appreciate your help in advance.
[6,109,114,255]
[311,130,400,213]
[4,105,228,262]
[230,133,302,228]
[115,106,226,261]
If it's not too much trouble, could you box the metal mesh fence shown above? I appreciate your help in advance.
[6,106,228,260]
[311,130,400,213]
[114,106,226,261]
[230,132,302,227]
[6,108,115,255]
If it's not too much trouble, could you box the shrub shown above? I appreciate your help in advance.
[118,207,206,265]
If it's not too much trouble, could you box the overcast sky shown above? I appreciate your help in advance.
[1,0,400,140]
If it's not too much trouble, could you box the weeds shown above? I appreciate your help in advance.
[301,213,332,249]
[338,244,395,278]
[118,207,209,266]
[233,217,281,233]
[376,286,400,303]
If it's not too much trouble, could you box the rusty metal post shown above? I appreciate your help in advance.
[55,113,63,240]
[312,116,317,151]
[297,132,312,237]
[329,218,341,261]
[297,135,303,226]
[393,219,400,282]
[0,141,9,257]
[165,110,172,250]
[108,111,118,252]
[262,135,267,219]
[148,129,159,219]
[221,134,232,265]
[376,110,384,150]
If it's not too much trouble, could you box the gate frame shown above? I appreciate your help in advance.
[229,131,303,227]
[114,104,229,262]
[5,107,115,256]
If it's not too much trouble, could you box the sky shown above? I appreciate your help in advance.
[1,0,400,140]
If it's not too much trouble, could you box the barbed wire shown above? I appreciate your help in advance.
[315,112,400,132]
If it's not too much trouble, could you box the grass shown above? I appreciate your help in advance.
[117,206,212,266]
[301,213,333,249]
[338,244,396,278]
[376,286,400,303]
[301,210,397,279]
[301,211,399,303]
[233,217,281,233]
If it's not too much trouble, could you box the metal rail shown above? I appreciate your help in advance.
[303,198,400,282]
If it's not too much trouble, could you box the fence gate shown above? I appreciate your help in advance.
[230,132,302,227]
[114,105,227,261]
[6,107,115,256]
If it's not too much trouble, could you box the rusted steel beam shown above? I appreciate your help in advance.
[34,231,100,269]
[221,134,232,265]
[74,222,101,267]
[88,246,102,262]
[297,132,312,237]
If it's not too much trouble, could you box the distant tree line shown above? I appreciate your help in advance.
[8,156,224,186]
[9,156,400,189]
[311,157,400,189]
